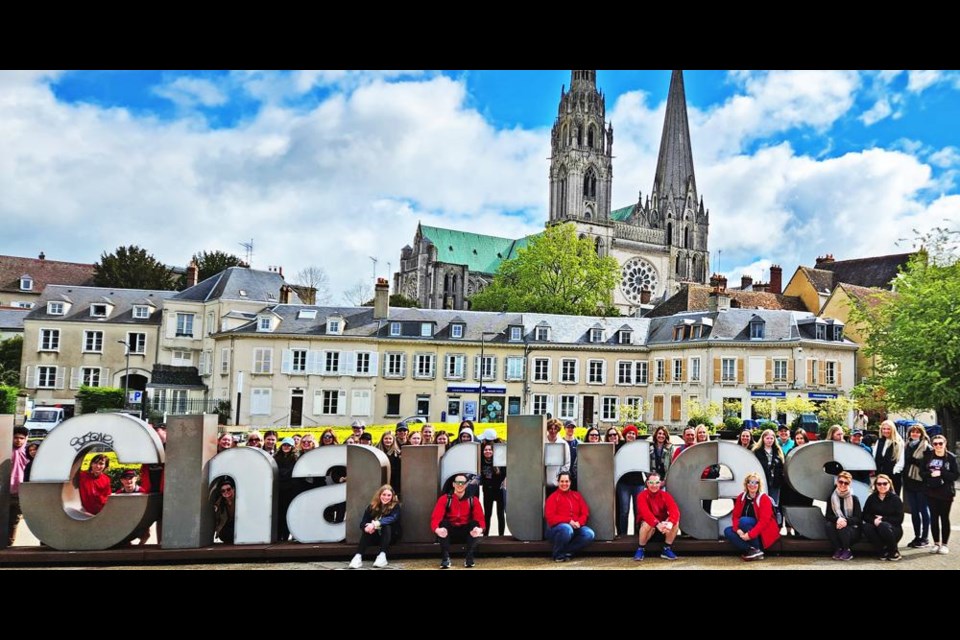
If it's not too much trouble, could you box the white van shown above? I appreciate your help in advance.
[24,406,66,439]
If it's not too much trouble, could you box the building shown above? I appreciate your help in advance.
[395,70,711,315]
[783,252,914,314]
[0,252,96,310]
[0,307,29,341]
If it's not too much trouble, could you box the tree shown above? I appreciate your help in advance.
[849,226,960,444]
[294,266,333,305]
[389,294,418,308]
[343,280,372,307]
[94,245,176,290]
[470,223,620,316]
[0,335,22,385]
[750,398,775,421]
[179,250,246,288]
[686,398,721,427]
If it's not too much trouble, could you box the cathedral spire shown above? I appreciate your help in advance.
[652,70,697,209]
[570,70,597,91]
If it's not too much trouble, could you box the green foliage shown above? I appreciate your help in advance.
[816,397,856,429]
[94,245,176,290]
[0,384,19,414]
[215,400,231,425]
[0,336,22,385]
[618,401,645,427]
[389,294,419,308]
[722,399,743,418]
[686,398,721,426]
[850,379,890,418]
[76,386,125,414]
[750,398,774,421]
[178,250,245,288]
[723,416,744,431]
[470,223,620,316]
[779,395,817,416]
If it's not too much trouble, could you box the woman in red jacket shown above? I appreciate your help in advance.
[724,471,780,561]
[544,471,595,562]
[77,454,112,515]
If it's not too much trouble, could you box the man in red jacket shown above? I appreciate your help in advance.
[544,470,595,562]
[430,474,485,568]
[634,471,681,561]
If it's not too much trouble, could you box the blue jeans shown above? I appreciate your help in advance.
[616,480,643,535]
[547,523,596,559]
[723,517,760,553]
[904,488,930,540]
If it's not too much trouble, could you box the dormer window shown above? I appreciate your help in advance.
[619,330,632,345]
[132,305,150,319]
[47,301,64,316]
[832,325,843,341]
[90,304,109,318]
[749,317,765,340]
[327,317,343,335]
[589,328,604,343]
[535,326,551,341]
[815,324,826,341]
[420,323,433,337]
[20,276,33,291]
[673,326,685,341]
[509,326,523,342]
[257,316,272,332]
[389,322,401,337]
[298,309,317,320]
[450,323,464,339]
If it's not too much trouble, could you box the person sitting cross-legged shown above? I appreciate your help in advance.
[634,471,680,561]
[723,472,780,561]
[544,470,595,562]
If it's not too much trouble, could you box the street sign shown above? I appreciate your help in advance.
[128,390,143,404]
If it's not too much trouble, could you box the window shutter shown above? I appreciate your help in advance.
[818,361,826,385]
[836,362,842,387]
[367,352,379,377]
[788,359,795,384]
[281,349,293,374]
[766,359,773,383]
[490,357,497,382]
[70,367,81,390]
[307,350,322,375]
[600,362,607,384]
[666,360,672,383]
[737,358,745,384]
[55,368,65,389]
[806,360,813,385]
[166,314,177,339]
[399,354,406,378]
[679,359,685,383]
[546,395,554,416]
[25,366,34,389]
[713,358,721,384]
[337,390,347,415]
[341,351,356,376]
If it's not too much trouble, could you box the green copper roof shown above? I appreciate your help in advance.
[610,205,635,222]
[420,225,540,274]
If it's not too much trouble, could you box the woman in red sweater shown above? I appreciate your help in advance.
[545,471,595,562]
[77,454,112,515]
[723,471,780,561]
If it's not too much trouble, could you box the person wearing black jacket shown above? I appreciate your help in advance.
[861,473,904,561]
[480,442,506,536]
[922,436,958,555]
[902,424,932,548]
[824,471,862,561]
[752,429,785,507]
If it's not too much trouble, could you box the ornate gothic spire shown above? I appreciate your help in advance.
[652,70,697,209]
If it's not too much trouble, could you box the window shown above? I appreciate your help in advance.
[83,331,104,353]
[692,325,705,339]
[533,357,550,383]
[90,304,108,317]
[655,359,665,383]
[37,366,58,389]
[172,350,192,366]
[133,305,150,320]
[815,324,826,340]
[389,322,401,337]
[509,326,523,342]
[619,330,632,345]
[589,328,604,343]
[750,320,765,339]
[672,359,684,382]
[832,325,844,341]
[826,361,837,385]
[415,354,436,378]
[127,332,146,354]
[445,354,465,379]
[673,326,686,341]
[532,394,549,416]
[588,360,605,384]
[323,351,340,374]
[601,397,619,422]
[625,396,643,415]
[318,390,342,415]
[450,324,464,339]
[475,355,496,381]
[291,349,308,373]
[47,301,64,315]
[636,361,648,385]
[12,301,33,309]
[535,326,550,341]
[559,395,577,420]
[617,361,634,385]
[420,323,433,337]
[505,356,525,381]
[81,367,101,387]
[206,311,215,335]
[176,313,195,338]
[689,357,701,382]
[721,358,737,383]
[355,352,372,375]
[327,319,341,334]
[773,359,788,382]
[250,388,271,415]
[352,389,372,417]
[257,316,272,332]
[560,358,578,383]
[200,350,213,376]
[40,329,59,351]
[385,352,406,377]
[20,276,33,291]
[253,348,273,374]
[386,393,401,416]
[220,348,231,374]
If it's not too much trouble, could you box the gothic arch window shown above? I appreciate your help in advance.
[587,125,596,149]
[684,226,690,249]
[666,222,673,246]
[620,258,661,304]
[676,253,682,275]
[561,123,569,147]
[576,126,582,147]
[692,255,700,281]
[559,166,568,217]
[583,168,597,200]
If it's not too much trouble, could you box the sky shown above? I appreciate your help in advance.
[3,69,959,303]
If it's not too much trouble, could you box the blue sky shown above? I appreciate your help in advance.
[3,69,958,302]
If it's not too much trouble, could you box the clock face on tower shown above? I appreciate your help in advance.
[620,257,660,304]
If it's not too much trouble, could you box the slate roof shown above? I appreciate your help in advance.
[0,307,29,331]
[819,253,913,290]
[522,313,650,345]
[799,267,835,294]
[24,285,175,324]
[0,255,96,294]
[647,309,811,344]
[835,283,895,309]
[173,267,302,304]
[646,284,807,318]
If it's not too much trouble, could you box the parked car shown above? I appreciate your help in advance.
[397,415,427,427]
[24,406,65,440]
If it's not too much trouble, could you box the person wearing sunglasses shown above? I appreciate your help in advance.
[861,473,904,561]
[245,431,263,448]
[902,424,932,549]
[634,471,680,561]
[824,471,862,561]
[430,474,485,568]
[723,472,779,561]
[213,477,236,544]
[545,419,571,500]
[872,420,905,494]
[922,436,958,555]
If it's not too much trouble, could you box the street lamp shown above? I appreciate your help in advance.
[118,339,131,410]
[477,331,500,423]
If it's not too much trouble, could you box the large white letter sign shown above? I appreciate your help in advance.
[287,445,350,543]
[208,447,278,545]
[782,441,875,539]
[345,445,390,545]
[20,413,163,550]
[667,441,764,540]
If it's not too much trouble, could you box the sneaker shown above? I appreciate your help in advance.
[348,554,362,569]
[373,552,388,568]
[743,547,764,560]
[440,556,451,569]
[633,547,645,561]
[906,538,921,549]
[839,549,854,561]
[929,544,941,554]
[887,551,902,562]
[553,555,568,562]
[915,538,930,548]
[464,556,476,568]
[939,545,950,555]
[832,550,843,561]
[660,547,678,561]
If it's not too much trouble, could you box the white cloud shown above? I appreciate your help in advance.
[876,70,904,84]
[154,76,228,108]
[860,98,893,126]
[928,146,960,168]
[907,70,942,93]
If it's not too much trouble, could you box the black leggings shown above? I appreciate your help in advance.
[357,525,394,555]
[482,486,506,536]
[929,496,953,545]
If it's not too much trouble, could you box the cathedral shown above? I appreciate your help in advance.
[394,70,711,314]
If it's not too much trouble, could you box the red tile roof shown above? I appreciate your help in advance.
[0,255,96,294]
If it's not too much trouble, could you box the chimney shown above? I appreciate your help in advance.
[815,254,835,268]
[740,275,753,291]
[278,266,284,279]
[717,275,727,292]
[279,285,290,304]
[708,289,731,313]
[186,261,199,287]
[769,265,782,295]
[374,277,390,319]
[38,251,46,261]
